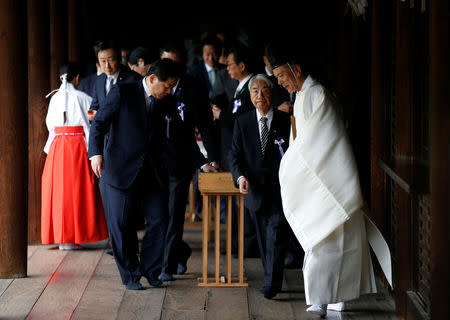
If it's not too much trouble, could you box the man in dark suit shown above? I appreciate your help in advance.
[87,41,142,239]
[158,43,218,281]
[78,61,102,99]
[88,40,141,119]
[88,59,181,290]
[211,44,260,257]
[229,74,291,299]
[187,34,225,98]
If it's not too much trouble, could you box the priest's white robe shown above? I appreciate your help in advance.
[279,76,378,304]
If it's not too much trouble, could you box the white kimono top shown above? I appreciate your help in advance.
[44,82,92,154]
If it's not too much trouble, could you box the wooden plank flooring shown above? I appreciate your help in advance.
[0,225,398,320]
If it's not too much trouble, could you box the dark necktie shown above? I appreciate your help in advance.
[260,117,269,155]
[147,95,155,114]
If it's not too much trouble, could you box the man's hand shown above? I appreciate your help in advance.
[201,164,218,173]
[277,101,293,114]
[238,177,250,195]
[87,110,97,121]
[210,161,220,170]
[211,104,221,120]
[90,155,104,178]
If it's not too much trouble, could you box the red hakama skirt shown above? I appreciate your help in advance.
[41,126,109,244]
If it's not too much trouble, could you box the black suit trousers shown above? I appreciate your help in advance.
[105,164,168,285]
[248,202,289,290]
[162,174,193,274]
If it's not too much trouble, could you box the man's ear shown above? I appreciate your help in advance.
[294,64,302,77]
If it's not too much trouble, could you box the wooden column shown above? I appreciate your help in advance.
[369,0,387,230]
[50,0,68,90]
[67,0,81,62]
[0,0,28,278]
[394,2,414,316]
[429,0,449,318]
[27,0,51,244]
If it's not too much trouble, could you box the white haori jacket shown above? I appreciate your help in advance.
[44,82,93,154]
[279,76,391,304]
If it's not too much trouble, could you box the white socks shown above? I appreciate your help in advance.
[306,302,345,317]
[306,304,327,317]
[327,302,345,311]
[59,243,83,250]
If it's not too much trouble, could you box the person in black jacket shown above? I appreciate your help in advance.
[88,59,181,290]
[158,42,218,281]
[229,74,291,299]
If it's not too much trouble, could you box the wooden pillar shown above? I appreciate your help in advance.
[67,0,80,62]
[50,0,68,90]
[394,2,414,316]
[369,0,387,229]
[27,0,50,244]
[429,0,449,318]
[0,0,28,278]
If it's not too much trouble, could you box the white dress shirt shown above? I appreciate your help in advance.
[106,71,120,95]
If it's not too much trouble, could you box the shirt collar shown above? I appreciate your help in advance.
[300,75,314,92]
[142,77,152,98]
[256,107,273,123]
[171,78,181,95]
[59,82,75,91]
[204,63,214,73]
[236,73,253,93]
[107,71,120,82]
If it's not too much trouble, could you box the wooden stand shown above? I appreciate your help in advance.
[197,172,248,287]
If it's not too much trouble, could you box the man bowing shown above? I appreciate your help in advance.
[89,59,181,290]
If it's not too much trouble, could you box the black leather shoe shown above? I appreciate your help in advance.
[260,287,278,299]
[125,281,143,290]
[146,277,163,287]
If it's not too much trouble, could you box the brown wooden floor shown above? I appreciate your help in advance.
[0,225,398,320]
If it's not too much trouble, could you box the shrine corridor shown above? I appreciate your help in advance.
[0,225,397,320]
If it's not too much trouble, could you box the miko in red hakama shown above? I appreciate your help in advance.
[41,126,108,245]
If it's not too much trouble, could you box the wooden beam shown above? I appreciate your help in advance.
[0,0,28,278]
[50,0,68,90]
[27,0,50,244]
[429,0,449,318]
[370,0,388,228]
[67,0,81,62]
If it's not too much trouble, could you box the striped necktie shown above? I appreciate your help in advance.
[260,117,269,155]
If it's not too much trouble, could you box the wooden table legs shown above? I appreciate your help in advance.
[198,194,248,287]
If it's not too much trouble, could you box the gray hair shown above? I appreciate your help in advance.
[248,74,274,90]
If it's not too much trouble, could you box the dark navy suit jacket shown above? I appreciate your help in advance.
[187,61,225,93]
[172,73,219,169]
[228,109,291,211]
[90,67,142,111]
[78,72,98,98]
[218,77,254,168]
[88,81,168,190]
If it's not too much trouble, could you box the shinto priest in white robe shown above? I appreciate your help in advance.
[279,75,392,304]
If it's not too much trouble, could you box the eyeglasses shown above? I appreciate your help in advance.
[226,62,237,67]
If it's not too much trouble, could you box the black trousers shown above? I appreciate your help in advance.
[248,202,289,290]
[162,174,193,274]
[105,165,168,285]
